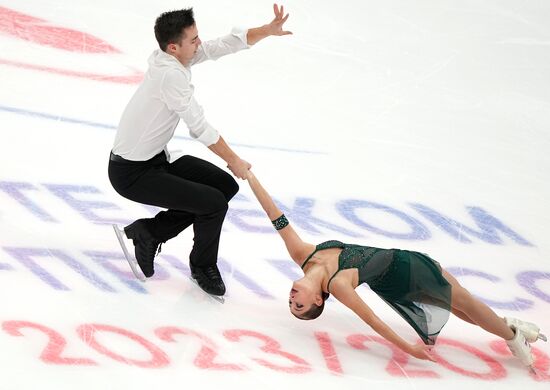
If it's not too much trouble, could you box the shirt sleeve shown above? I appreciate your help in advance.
[160,69,220,146]
[189,27,250,66]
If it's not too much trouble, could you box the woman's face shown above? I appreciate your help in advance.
[288,281,316,317]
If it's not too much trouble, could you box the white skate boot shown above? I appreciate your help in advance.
[505,317,547,343]
[506,327,535,369]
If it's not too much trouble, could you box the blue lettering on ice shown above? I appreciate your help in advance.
[337,200,430,240]
[160,254,191,277]
[2,247,116,292]
[0,181,57,222]
[447,267,533,310]
[267,259,302,280]
[227,194,273,233]
[2,245,549,308]
[219,258,274,299]
[0,180,536,247]
[277,197,362,237]
[43,183,130,225]
[517,271,550,304]
[410,203,532,246]
[5,247,68,290]
[228,194,361,237]
[0,263,13,270]
[84,251,148,294]
[227,208,273,232]
[158,253,275,299]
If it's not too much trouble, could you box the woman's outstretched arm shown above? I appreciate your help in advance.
[246,171,315,265]
[330,278,437,362]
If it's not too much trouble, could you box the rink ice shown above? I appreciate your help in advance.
[1,1,549,389]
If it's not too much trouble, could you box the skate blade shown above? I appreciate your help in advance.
[188,277,225,304]
[112,224,146,282]
[210,295,225,304]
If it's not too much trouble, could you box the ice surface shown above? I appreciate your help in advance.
[1,1,549,389]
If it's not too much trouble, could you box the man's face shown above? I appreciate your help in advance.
[167,24,201,66]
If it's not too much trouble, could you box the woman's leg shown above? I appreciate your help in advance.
[442,270,514,340]
[451,307,477,325]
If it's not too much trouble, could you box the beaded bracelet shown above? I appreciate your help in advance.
[271,214,289,230]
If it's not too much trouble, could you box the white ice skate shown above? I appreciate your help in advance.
[506,327,535,370]
[505,317,547,343]
[188,276,225,304]
[112,224,146,282]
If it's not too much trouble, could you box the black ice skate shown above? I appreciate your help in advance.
[112,224,145,282]
[190,264,226,303]
[113,219,162,280]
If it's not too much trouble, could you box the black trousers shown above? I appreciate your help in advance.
[108,151,239,269]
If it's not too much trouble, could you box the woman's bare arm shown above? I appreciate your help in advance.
[330,279,436,361]
[246,171,314,265]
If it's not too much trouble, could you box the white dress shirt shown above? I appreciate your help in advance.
[112,28,250,161]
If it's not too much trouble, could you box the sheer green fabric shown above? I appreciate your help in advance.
[302,240,452,345]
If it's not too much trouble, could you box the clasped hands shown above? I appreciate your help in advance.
[227,158,252,180]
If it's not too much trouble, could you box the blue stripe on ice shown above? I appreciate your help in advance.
[0,104,326,155]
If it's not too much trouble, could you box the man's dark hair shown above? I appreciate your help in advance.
[293,292,330,320]
[154,8,195,51]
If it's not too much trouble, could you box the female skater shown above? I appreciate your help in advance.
[245,170,545,368]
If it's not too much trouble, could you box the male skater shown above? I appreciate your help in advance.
[109,5,292,297]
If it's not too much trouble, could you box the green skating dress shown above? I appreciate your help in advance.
[301,240,452,345]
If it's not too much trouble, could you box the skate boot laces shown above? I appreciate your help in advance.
[203,264,222,281]
[191,265,226,296]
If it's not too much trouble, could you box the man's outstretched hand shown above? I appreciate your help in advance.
[247,4,292,45]
[265,4,292,37]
